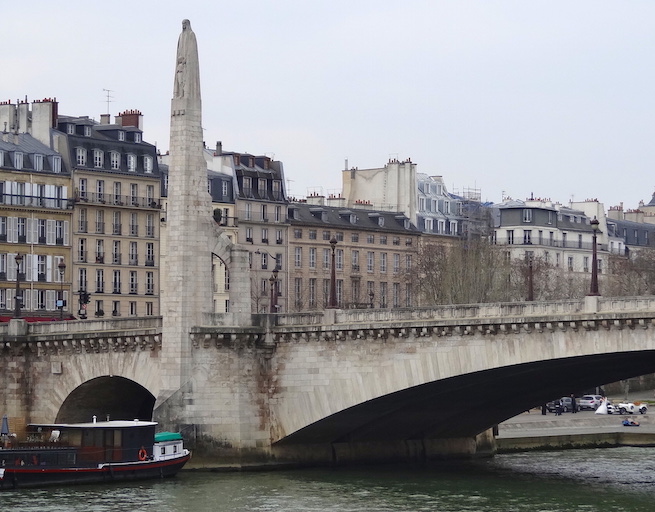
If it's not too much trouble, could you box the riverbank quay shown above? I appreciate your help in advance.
[497,408,655,452]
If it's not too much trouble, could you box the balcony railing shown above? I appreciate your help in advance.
[76,193,161,209]
[0,194,72,210]
[494,239,609,251]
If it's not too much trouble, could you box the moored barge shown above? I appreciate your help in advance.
[0,419,190,490]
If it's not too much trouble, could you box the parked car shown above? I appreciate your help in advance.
[578,395,604,410]
[546,396,579,413]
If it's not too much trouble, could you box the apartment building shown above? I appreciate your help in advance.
[0,99,72,318]
[58,110,161,318]
[287,199,420,311]
[492,198,610,274]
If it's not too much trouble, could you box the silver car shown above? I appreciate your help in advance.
[578,394,603,410]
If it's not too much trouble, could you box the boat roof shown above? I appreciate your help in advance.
[28,420,157,429]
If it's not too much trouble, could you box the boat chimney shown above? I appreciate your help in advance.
[93,415,97,423]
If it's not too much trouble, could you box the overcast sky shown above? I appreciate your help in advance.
[9,1,655,208]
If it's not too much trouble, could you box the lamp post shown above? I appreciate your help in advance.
[589,217,600,296]
[58,261,66,320]
[13,253,23,318]
[328,237,337,308]
[526,254,534,301]
[269,267,279,313]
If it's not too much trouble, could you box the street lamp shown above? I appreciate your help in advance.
[269,267,279,313]
[13,253,23,318]
[589,217,600,296]
[58,261,66,320]
[526,254,534,301]
[328,237,337,308]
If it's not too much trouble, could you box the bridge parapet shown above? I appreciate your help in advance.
[273,297,655,328]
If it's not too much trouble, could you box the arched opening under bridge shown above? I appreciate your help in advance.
[55,376,155,423]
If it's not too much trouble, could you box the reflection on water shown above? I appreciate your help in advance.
[2,447,655,511]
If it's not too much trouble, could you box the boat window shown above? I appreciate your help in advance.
[173,445,178,453]
[161,446,166,455]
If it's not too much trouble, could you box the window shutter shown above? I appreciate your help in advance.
[46,220,55,245]
[46,255,53,282]
[63,221,69,245]
[46,290,56,311]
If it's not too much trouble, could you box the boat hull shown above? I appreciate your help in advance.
[0,452,190,490]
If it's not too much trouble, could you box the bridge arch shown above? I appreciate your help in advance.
[55,376,155,423]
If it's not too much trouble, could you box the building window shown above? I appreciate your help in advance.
[113,241,121,264]
[110,152,120,170]
[309,278,316,307]
[309,230,317,240]
[96,269,104,293]
[34,154,44,172]
[52,155,62,173]
[507,230,514,244]
[129,241,138,265]
[146,271,154,295]
[130,212,138,236]
[568,256,574,271]
[294,229,302,239]
[323,249,330,269]
[14,153,23,169]
[113,211,121,235]
[295,247,302,268]
[523,230,532,244]
[146,302,153,315]
[367,252,374,272]
[405,254,412,271]
[113,270,122,293]
[367,235,374,244]
[112,301,121,316]
[352,250,360,271]
[380,253,387,273]
[129,271,138,294]
[393,254,400,273]
[336,249,343,270]
[118,130,125,141]
[309,247,316,269]
[94,149,104,168]
[352,233,359,243]
[76,148,86,166]
[523,209,532,223]
[322,231,331,241]
[144,156,153,173]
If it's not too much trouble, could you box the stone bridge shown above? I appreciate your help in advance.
[3,296,655,465]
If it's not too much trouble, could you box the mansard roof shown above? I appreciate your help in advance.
[288,202,418,234]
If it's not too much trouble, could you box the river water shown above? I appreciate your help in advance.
[3,447,655,511]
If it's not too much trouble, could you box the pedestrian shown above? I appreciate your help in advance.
[541,404,547,415]
[555,400,562,416]
[571,394,577,413]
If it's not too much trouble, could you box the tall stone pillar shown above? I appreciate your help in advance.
[159,20,214,401]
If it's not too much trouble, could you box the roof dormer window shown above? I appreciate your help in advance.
[84,126,91,137]
[110,151,120,170]
[127,154,136,172]
[118,131,125,141]
[134,132,142,143]
[67,124,75,135]
[0,150,4,166]
[14,152,23,170]
[93,149,104,168]
[52,155,61,173]
[75,148,87,166]
[144,156,153,173]
[34,154,44,172]
[378,217,385,227]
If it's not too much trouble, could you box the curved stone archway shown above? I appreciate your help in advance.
[55,376,156,423]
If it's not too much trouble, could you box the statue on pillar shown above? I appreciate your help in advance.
[173,19,201,100]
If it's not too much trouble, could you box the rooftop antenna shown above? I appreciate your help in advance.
[102,89,114,115]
